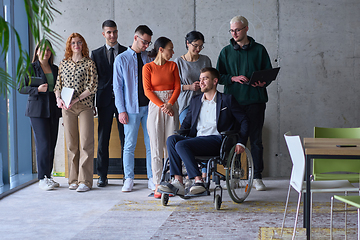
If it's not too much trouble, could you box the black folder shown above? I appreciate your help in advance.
[28,76,45,87]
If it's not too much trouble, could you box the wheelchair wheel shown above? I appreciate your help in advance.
[161,193,169,206]
[214,194,221,210]
[226,147,254,203]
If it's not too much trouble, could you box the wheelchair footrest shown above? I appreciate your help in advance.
[158,182,182,196]
[185,190,210,198]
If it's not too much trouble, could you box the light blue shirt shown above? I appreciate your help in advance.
[113,47,152,114]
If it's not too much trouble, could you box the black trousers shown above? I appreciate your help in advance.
[96,98,125,178]
[30,115,59,180]
[241,103,266,179]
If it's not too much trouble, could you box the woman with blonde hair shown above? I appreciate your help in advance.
[19,39,61,190]
[54,33,98,192]
[143,36,181,198]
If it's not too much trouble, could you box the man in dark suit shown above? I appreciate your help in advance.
[158,67,248,195]
[91,20,127,187]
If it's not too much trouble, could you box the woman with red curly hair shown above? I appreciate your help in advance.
[54,33,98,192]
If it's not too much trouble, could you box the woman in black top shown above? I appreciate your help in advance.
[19,40,61,190]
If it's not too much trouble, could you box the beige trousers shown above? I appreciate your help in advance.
[62,102,94,188]
[147,90,179,185]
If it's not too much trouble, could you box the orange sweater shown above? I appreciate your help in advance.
[143,61,181,107]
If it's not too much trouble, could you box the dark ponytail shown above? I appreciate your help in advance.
[148,36,172,58]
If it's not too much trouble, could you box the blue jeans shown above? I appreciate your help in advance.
[179,106,189,125]
[123,106,152,179]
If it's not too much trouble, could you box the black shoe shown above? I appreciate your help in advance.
[97,177,108,187]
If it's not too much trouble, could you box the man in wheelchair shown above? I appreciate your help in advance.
[158,67,248,196]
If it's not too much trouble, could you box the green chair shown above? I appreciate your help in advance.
[331,195,360,239]
[313,127,360,183]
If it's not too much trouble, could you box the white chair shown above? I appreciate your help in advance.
[281,132,358,240]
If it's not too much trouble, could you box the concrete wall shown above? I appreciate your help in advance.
[50,0,360,177]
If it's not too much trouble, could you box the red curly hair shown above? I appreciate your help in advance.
[64,33,89,59]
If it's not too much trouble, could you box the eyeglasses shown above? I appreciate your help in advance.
[137,35,152,46]
[190,43,204,50]
[229,26,247,34]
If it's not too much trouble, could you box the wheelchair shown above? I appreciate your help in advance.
[159,130,254,210]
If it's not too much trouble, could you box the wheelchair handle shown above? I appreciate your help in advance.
[220,130,239,136]
[174,129,190,136]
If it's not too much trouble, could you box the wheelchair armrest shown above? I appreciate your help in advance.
[220,130,239,137]
[175,129,190,136]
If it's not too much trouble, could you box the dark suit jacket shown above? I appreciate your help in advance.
[181,91,249,145]
[91,44,127,108]
[18,60,61,118]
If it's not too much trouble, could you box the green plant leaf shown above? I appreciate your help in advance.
[0,68,15,97]
[0,20,10,56]
[0,0,62,98]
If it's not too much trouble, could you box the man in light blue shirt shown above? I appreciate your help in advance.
[113,25,154,192]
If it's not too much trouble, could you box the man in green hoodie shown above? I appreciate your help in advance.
[216,15,272,191]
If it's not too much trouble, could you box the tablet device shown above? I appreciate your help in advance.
[28,76,45,87]
[245,67,280,85]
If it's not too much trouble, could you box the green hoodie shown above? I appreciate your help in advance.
[216,36,272,105]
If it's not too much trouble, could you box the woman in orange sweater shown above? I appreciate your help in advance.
[143,37,181,198]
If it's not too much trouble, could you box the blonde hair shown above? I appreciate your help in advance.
[230,16,248,26]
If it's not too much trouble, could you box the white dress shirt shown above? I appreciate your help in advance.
[196,92,219,137]
[196,92,245,149]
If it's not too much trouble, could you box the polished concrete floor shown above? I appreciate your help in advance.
[0,177,358,239]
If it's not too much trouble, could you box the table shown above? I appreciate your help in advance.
[304,138,360,240]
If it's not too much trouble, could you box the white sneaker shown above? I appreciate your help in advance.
[171,179,186,195]
[39,176,55,191]
[76,183,90,192]
[49,177,60,188]
[69,183,78,190]
[184,178,194,189]
[189,180,206,195]
[158,179,185,196]
[253,179,266,191]
[148,178,156,191]
[122,178,134,192]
